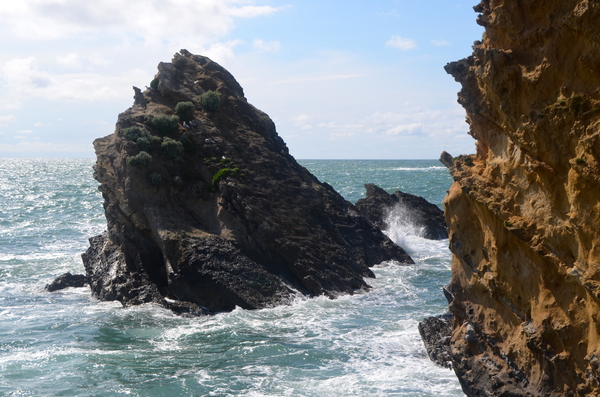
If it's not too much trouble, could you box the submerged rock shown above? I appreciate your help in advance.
[46,272,87,292]
[82,50,412,314]
[355,183,448,240]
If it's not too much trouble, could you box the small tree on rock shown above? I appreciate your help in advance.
[175,101,195,122]
[199,90,220,112]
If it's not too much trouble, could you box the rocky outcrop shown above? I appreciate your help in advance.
[355,183,448,240]
[46,273,87,292]
[82,50,412,314]
[418,312,453,369]
[444,1,600,396]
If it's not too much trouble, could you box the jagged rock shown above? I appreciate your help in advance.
[133,86,147,109]
[82,50,412,314]
[418,312,453,369]
[46,272,87,292]
[355,183,448,240]
[439,151,454,169]
[444,1,600,396]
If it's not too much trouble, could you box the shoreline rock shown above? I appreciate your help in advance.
[45,273,88,292]
[418,312,453,369]
[355,183,448,240]
[82,50,413,314]
[444,1,600,395]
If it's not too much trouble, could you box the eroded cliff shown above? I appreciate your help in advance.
[83,50,411,315]
[444,1,600,395]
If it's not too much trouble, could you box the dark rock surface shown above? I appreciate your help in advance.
[82,50,413,314]
[418,312,453,369]
[355,183,448,240]
[45,272,87,292]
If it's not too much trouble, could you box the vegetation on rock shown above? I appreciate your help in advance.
[144,114,179,136]
[211,167,240,191]
[161,137,184,160]
[175,101,195,122]
[122,126,149,141]
[199,90,220,112]
[127,151,152,167]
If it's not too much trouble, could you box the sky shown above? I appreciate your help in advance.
[0,0,484,159]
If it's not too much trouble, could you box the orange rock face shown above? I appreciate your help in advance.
[444,1,600,395]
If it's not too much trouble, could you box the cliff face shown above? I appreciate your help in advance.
[444,1,600,395]
[83,50,411,315]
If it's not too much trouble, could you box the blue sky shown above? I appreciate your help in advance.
[0,0,483,159]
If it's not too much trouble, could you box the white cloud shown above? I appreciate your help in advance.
[368,107,466,140]
[0,57,148,101]
[385,36,417,50]
[431,40,449,46]
[56,53,82,69]
[0,115,16,127]
[272,74,367,85]
[328,131,356,140]
[383,123,423,136]
[292,114,313,130]
[15,129,33,134]
[204,40,245,65]
[253,39,282,53]
[229,5,285,18]
[0,1,286,48]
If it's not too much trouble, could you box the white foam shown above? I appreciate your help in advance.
[391,166,446,171]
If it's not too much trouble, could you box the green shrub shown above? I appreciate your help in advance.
[144,114,180,136]
[211,167,240,191]
[149,172,162,185]
[454,154,474,166]
[136,137,152,152]
[127,151,152,167]
[175,101,195,122]
[122,126,149,141]
[575,157,586,165]
[199,90,220,112]
[150,78,159,90]
[151,135,162,146]
[161,137,184,160]
[174,176,184,187]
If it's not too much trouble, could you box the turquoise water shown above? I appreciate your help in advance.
[0,158,463,396]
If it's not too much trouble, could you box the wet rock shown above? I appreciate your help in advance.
[418,312,453,369]
[355,183,448,240]
[46,272,87,292]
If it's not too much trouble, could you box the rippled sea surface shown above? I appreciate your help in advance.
[0,158,464,396]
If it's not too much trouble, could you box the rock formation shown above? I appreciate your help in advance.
[355,183,448,240]
[45,273,87,292]
[82,50,412,315]
[443,1,600,395]
[418,312,453,369]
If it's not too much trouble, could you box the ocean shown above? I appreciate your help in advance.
[0,158,464,396]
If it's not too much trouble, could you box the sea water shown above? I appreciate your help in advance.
[0,158,464,396]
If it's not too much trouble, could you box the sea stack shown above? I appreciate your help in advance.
[444,1,600,395]
[82,50,412,315]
